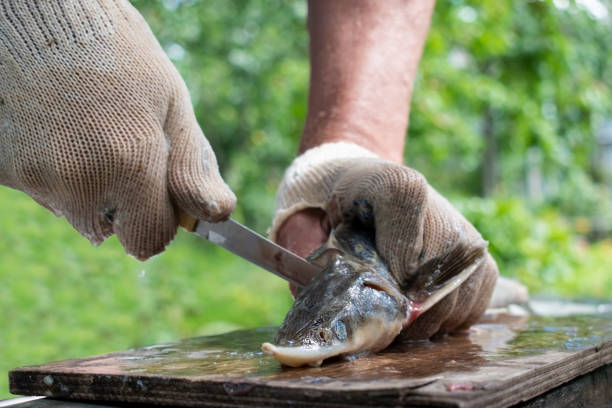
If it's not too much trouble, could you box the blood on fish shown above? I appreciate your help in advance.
[446,383,475,391]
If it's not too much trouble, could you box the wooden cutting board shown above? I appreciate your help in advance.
[9,311,612,407]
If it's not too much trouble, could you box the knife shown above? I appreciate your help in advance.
[179,213,321,288]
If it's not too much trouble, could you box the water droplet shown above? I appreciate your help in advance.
[136,379,148,391]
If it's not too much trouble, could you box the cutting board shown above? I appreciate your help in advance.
[9,309,612,407]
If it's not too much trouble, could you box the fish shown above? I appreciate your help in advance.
[262,222,487,367]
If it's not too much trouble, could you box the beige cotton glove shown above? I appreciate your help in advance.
[0,0,235,260]
[270,142,499,339]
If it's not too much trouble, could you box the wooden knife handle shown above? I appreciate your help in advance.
[178,211,198,232]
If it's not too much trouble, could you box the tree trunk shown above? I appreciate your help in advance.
[482,106,497,197]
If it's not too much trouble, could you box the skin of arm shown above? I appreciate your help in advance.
[276,0,435,294]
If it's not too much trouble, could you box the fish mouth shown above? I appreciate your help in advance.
[261,342,346,368]
[262,319,404,367]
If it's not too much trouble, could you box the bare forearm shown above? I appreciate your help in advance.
[300,0,435,163]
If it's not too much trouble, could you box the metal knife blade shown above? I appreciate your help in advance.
[194,218,321,288]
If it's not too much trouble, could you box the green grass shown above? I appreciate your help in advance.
[0,188,293,399]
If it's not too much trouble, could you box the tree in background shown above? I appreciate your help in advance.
[410,0,611,210]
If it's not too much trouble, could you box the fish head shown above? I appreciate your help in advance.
[262,224,409,367]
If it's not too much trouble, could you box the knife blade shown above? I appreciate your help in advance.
[190,218,321,288]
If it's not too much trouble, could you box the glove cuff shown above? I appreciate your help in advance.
[269,142,379,242]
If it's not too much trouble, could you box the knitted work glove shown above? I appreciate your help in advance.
[0,0,235,260]
[270,142,498,339]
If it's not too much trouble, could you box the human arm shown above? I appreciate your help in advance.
[277,0,434,272]
[273,0,498,339]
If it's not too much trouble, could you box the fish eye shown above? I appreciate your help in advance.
[309,248,342,268]
[332,320,347,341]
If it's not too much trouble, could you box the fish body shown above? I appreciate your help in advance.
[262,223,485,367]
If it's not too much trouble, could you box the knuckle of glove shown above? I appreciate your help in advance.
[328,159,427,228]
[329,160,430,280]
[165,93,235,223]
[168,147,236,222]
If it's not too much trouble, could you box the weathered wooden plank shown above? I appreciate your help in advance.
[517,363,611,408]
[9,312,612,407]
[3,364,610,407]
[0,398,111,407]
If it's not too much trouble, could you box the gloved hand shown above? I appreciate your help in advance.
[270,142,498,339]
[0,0,235,260]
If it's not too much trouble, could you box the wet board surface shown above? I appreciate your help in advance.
[9,308,612,408]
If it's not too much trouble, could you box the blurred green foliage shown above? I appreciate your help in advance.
[454,197,612,297]
[2,0,612,399]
